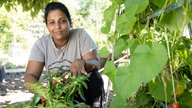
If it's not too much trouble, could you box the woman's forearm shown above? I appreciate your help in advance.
[24,73,39,93]
[84,59,100,72]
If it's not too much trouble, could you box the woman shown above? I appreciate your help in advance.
[24,2,103,107]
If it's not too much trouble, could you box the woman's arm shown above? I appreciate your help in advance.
[24,61,44,93]
[83,49,100,72]
[70,49,100,77]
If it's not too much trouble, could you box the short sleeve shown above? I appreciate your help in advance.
[79,29,97,56]
[29,40,45,62]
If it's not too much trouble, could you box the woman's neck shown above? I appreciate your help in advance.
[53,38,69,48]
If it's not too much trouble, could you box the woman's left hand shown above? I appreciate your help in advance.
[70,59,87,78]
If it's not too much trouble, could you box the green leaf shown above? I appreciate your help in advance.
[101,3,118,34]
[148,78,172,102]
[5,5,11,12]
[101,22,111,34]
[81,81,88,89]
[130,43,168,83]
[103,3,118,22]
[103,60,117,85]
[116,8,137,35]
[126,39,139,53]
[99,47,110,58]
[135,89,153,107]
[159,8,185,32]
[32,93,41,106]
[115,66,142,100]
[110,95,129,108]
[150,0,167,8]
[114,38,126,58]
[77,87,86,101]
[179,91,192,107]
[124,0,149,14]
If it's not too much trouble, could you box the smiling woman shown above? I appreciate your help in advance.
[46,9,71,48]
[24,1,104,108]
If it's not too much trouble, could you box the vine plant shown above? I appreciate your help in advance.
[100,0,192,108]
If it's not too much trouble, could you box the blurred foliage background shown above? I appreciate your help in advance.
[0,0,109,55]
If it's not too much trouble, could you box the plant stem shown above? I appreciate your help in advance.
[164,31,177,102]
[159,0,168,22]
[179,0,189,37]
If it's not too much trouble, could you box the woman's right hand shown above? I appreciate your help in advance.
[70,59,87,78]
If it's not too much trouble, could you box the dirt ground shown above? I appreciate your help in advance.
[0,72,34,108]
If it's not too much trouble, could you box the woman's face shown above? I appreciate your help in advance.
[46,9,71,41]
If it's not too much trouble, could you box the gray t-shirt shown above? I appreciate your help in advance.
[29,28,97,74]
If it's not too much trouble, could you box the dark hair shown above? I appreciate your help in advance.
[44,2,72,26]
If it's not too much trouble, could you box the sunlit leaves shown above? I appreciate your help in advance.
[116,7,137,34]
[102,0,149,34]
[101,3,118,34]
[114,38,126,58]
[124,0,149,14]
[103,60,117,85]
[130,43,168,83]
[115,66,141,100]
[0,10,13,53]
[0,0,57,17]
[99,47,110,58]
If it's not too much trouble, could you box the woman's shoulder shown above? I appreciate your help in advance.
[34,35,51,46]
[38,35,50,41]
[70,28,86,35]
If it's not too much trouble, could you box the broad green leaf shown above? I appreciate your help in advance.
[159,8,185,32]
[114,38,126,58]
[101,22,111,34]
[148,78,172,102]
[99,47,110,58]
[110,95,130,108]
[124,0,149,14]
[103,60,117,85]
[116,8,137,35]
[115,66,141,100]
[130,43,168,83]
[101,3,118,34]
